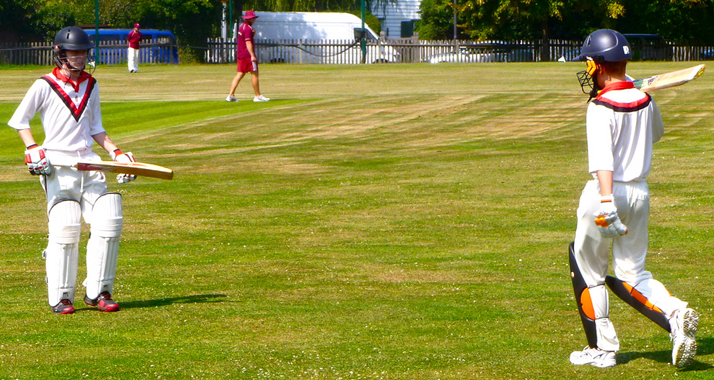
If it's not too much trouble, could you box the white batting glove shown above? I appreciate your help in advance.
[110,149,137,184]
[594,195,628,238]
[24,144,51,176]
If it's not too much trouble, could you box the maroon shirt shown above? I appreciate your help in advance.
[128,30,142,49]
[237,22,254,59]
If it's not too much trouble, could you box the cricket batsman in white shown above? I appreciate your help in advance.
[8,26,137,315]
[568,29,699,368]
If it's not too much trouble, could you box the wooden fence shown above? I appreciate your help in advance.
[0,39,178,65]
[205,38,627,64]
[0,42,53,65]
[3,38,713,65]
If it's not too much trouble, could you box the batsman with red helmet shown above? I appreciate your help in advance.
[8,27,137,315]
[568,29,699,368]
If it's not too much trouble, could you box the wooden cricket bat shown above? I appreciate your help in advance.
[631,64,706,92]
[74,160,174,180]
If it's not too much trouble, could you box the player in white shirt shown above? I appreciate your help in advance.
[568,29,699,368]
[8,27,137,315]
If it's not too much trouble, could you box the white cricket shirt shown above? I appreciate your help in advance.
[8,68,105,152]
[586,81,664,182]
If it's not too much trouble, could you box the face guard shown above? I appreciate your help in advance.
[576,58,600,101]
[54,49,96,75]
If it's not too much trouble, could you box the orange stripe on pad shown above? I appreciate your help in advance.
[623,283,665,313]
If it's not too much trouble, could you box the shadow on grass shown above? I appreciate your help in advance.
[617,336,714,371]
[118,294,229,309]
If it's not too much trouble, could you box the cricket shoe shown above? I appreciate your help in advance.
[52,299,75,315]
[84,291,120,312]
[569,346,616,368]
[253,95,270,102]
[671,308,699,367]
[226,95,237,102]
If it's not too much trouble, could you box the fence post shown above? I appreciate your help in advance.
[411,33,420,63]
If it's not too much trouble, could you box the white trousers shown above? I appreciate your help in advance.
[572,179,687,351]
[41,149,108,218]
[128,47,139,72]
[40,149,115,305]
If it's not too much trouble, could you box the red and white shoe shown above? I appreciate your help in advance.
[84,291,120,312]
[52,299,75,315]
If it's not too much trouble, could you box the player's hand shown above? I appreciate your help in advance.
[594,195,628,238]
[24,144,51,176]
[111,149,137,184]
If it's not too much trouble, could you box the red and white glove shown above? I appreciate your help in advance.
[110,149,136,184]
[594,195,628,238]
[24,144,51,176]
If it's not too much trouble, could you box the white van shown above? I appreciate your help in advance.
[250,12,400,64]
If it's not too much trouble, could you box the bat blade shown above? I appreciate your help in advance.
[75,160,174,180]
[632,64,706,92]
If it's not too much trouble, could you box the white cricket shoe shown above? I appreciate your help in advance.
[670,308,699,367]
[226,95,237,102]
[254,95,270,102]
[570,346,616,368]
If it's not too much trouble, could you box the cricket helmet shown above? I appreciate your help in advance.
[53,26,95,73]
[54,26,94,52]
[575,29,631,63]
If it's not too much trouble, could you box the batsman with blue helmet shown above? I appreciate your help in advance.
[568,29,699,368]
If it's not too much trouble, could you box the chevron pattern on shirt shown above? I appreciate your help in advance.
[40,75,97,122]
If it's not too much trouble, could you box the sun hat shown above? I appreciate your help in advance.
[243,10,258,20]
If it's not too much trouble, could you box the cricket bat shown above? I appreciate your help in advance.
[73,160,174,180]
[631,64,706,92]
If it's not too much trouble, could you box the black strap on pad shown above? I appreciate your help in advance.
[569,242,598,348]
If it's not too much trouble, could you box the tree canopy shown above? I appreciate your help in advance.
[2,0,714,50]
[418,0,714,44]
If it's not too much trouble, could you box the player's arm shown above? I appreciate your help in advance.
[92,131,133,161]
[594,169,627,237]
[10,82,52,175]
[586,106,626,237]
[17,128,37,148]
[93,132,137,183]
[247,40,257,61]
[92,132,119,154]
[15,129,51,175]
[597,170,613,197]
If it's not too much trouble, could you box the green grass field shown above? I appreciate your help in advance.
[1,62,713,379]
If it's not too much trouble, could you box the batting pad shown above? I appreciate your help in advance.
[85,193,122,299]
[605,275,671,332]
[46,200,82,306]
[569,242,619,351]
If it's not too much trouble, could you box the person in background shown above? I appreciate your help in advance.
[128,23,142,73]
[226,10,270,102]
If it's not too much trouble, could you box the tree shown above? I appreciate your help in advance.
[456,0,624,39]
[417,0,458,40]
[136,0,221,56]
[614,0,714,43]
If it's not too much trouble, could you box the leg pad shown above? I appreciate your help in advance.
[85,193,122,299]
[45,200,81,306]
[605,275,671,332]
